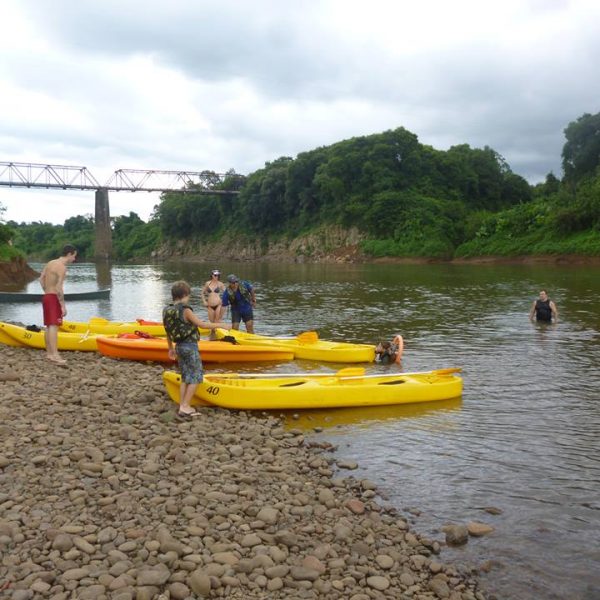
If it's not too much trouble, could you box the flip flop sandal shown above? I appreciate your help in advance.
[176,410,198,419]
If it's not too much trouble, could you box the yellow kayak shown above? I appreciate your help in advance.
[61,318,210,336]
[162,367,462,410]
[0,323,28,347]
[214,329,375,363]
[0,322,99,351]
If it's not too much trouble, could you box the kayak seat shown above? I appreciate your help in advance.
[378,380,406,385]
[279,381,307,387]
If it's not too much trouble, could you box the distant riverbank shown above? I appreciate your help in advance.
[2,248,600,289]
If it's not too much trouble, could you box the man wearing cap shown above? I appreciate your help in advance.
[221,274,256,333]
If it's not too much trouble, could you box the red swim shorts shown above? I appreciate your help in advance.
[42,293,63,326]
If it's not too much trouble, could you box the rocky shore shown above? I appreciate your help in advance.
[0,345,489,600]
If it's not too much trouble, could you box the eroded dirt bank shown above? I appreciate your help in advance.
[0,256,39,287]
[153,228,600,266]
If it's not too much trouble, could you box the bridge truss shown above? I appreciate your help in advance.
[0,162,242,194]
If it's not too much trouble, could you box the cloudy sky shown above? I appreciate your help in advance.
[1,0,599,225]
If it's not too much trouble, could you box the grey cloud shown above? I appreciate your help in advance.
[9,0,600,183]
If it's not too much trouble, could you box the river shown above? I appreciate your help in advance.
[1,260,599,600]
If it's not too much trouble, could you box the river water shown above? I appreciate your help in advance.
[1,260,599,600]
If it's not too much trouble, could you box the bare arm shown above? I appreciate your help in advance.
[183,308,226,330]
[529,301,536,321]
[166,332,176,361]
[56,265,67,315]
[200,282,210,306]
[550,301,558,322]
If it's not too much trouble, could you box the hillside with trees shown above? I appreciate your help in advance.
[4,111,600,262]
[455,112,600,257]
[156,127,532,259]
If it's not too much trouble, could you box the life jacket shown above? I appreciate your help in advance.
[162,303,199,343]
[535,299,552,322]
[226,281,253,305]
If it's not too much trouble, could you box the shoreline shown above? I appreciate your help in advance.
[0,345,490,599]
[1,251,599,288]
[170,251,600,266]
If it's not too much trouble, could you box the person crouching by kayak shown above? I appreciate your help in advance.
[375,335,403,365]
[163,280,226,419]
[221,274,256,333]
[529,290,558,323]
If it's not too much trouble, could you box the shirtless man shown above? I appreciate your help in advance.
[39,244,77,364]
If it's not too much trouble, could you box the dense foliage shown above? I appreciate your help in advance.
[5,112,600,260]
[155,128,532,257]
[0,202,21,260]
[8,212,161,261]
[456,111,600,257]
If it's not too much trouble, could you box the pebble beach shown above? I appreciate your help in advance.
[0,345,490,600]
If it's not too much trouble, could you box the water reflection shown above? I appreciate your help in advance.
[94,261,112,289]
[280,397,462,431]
[2,260,600,600]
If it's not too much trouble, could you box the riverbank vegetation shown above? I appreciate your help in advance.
[5,111,600,261]
[6,212,161,262]
[0,204,21,261]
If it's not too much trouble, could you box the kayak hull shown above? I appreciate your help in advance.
[96,336,294,363]
[0,324,28,347]
[61,318,168,336]
[0,322,99,351]
[59,318,211,337]
[162,369,463,410]
[215,329,375,363]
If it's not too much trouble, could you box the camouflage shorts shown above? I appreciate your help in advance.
[176,342,204,384]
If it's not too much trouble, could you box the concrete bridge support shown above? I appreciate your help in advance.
[94,188,112,260]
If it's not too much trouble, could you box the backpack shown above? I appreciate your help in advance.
[162,303,198,343]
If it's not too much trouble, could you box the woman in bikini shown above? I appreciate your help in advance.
[201,269,226,338]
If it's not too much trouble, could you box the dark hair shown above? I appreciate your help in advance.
[61,244,77,257]
[171,280,192,301]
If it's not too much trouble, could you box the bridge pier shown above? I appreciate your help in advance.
[94,188,112,260]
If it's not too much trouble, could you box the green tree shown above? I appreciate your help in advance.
[562,112,600,182]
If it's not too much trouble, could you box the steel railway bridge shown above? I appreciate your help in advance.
[0,161,241,259]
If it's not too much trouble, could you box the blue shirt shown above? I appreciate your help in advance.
[221,281,254,314]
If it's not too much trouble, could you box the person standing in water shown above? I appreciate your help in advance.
[529,290,558,323]
[39,244,78,364]
[221,274,256,333]
[201,269,226,339]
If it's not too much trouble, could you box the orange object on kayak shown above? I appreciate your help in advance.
[96,335,294,363]
[393,334,404,364]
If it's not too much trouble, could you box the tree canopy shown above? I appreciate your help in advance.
[6,112,600,260]
[155,127,531,256]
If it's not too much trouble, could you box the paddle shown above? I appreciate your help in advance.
[208,367,364,379]
[335,367,461,381]
[207,367,461,380]
[78,329,91,343]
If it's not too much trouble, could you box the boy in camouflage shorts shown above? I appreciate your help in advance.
[163,281,225,418]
